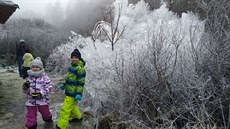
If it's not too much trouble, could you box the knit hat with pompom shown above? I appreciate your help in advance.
[30,57,43,69]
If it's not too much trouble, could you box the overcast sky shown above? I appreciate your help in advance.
[12,0,69,17]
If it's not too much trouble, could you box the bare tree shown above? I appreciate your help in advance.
[92,4,128,51]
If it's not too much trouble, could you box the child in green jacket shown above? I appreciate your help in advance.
[56,49,86,129]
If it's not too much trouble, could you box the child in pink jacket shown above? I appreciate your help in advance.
[22,57,53,129]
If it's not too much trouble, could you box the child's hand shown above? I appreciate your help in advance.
[58,83,65,90]
[75,94,81,101]
[32,93,42,100]
[22,81,30,90]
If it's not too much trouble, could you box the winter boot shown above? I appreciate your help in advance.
[44,116,53,124]
[56,125,61,129]
[28,123,37,129]
[69,117,83,123]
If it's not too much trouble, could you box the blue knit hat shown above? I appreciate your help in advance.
[71,49,81,59]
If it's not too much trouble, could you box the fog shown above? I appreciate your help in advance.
[11,0,114,35]
[12,0,113,19]
[12,0,68,17]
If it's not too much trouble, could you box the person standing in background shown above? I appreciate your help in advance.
[16,39,26,77]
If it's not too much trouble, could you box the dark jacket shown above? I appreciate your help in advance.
[16,44,25,58]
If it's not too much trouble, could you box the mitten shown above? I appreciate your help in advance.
[36,93,42,100]
[75,94,81,101]
[22,81,30,90]
[58,83,65,90]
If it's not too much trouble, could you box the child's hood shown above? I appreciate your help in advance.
[80,58,86,67]
[24,53,32,58]
[72,58,86,67]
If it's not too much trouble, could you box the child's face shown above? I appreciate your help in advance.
[71,56,80,64]
[31,66,41,72]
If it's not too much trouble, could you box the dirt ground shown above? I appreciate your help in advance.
[0,67,95,129]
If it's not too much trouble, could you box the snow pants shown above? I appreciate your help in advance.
[57,96,82,129]
[25,105,52,128]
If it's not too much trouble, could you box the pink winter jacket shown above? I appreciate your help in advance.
[23,73,53,106]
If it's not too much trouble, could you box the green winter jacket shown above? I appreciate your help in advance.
[65,59,86,98]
